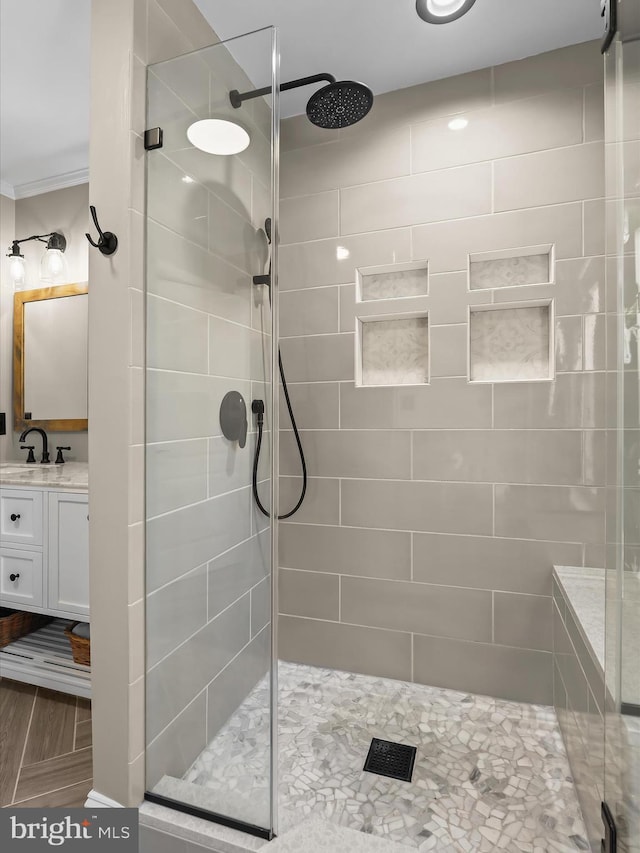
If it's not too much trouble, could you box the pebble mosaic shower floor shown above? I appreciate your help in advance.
[184,663,589,852]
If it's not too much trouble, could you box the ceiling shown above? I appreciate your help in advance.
[0,0,90,198]
[0,0,602,195]
[195,0,604,118]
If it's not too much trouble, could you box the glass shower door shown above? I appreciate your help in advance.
[143,27,279,838]
[604,3,640,849]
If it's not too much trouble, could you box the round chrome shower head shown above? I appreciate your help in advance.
[306,80,374,129]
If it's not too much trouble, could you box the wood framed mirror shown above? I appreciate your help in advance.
[13,283,89,432]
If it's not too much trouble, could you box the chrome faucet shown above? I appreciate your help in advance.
[18,427,50,463]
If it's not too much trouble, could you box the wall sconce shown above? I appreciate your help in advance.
[6,231,68,290]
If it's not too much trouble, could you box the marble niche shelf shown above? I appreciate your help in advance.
[357,314,429,387]
[469,301,554,383]
[468,244,554,291]
[357,260,428,302]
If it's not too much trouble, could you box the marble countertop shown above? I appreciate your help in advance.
[554,565,640,707]
[0,461,88,491]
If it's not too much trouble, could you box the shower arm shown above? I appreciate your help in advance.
[229,73,336,108]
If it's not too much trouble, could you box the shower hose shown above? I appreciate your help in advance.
[252,350,307,519]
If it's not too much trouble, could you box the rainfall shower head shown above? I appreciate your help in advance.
[230,73,374,129]
[306,80,374,129]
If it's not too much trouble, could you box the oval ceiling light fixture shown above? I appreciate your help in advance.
[448,116,469,130]
[416,0,477,24]
[187,119,250,155]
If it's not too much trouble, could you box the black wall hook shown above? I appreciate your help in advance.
[86,205,118,256]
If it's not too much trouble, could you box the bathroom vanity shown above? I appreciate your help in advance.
[0,462,90,696]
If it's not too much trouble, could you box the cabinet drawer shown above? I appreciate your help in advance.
[0,548,44,607]
[0,489,43,547]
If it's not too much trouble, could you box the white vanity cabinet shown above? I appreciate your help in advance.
[0,486,89,619]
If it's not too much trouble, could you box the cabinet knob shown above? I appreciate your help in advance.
[9,573,20,582]
[10,513,20,522]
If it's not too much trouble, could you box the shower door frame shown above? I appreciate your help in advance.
[143,27,281,842]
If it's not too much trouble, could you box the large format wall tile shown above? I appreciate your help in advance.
[340,378,492,430]
[278,382,340,430]
[281,126,410,198]
[146,693,207,789]
[495,484,606,543]
[147,296,209,373]
[279,569,340,621]
[280,229,411,290]
[340,164,492,235]
[147,487,252,592]
[280,429,412,480]
[492,41,602,104]
[279,334,354,382]
[493,592,553,651]
[412,430,583,485]
[207,628,270,740]
[146,594,250,741]
[413,533,581,595]
[146,566,207,669]
[146,439,208,518]
[412,203,582,273]
[413,634,553,705]
[147,220,251,327]
[340,577,492,642]
[411,89,583,174]
[279,524,411,580]
[280,191,340,245]
[279,287,339,338]
[279,477,339,525]
[341,480,493,535]
[494,142,605,212]
[279,616,412,682]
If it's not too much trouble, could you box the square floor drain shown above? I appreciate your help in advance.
[363,738,416,782]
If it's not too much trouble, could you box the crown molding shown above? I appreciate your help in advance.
[0,181,16,199]
[12,168,89,200]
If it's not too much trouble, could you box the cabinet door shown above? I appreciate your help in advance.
[0,488,43,547]
[48,493,89,617]
[0,548,44,607]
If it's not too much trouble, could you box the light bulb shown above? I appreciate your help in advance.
[40,248,68,284]
[10,254,25,290]
[187,119,250,155]
[416,0,477,23]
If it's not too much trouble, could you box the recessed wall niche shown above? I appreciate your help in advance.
[469,302,554,383]
[468,245,554,290]
[357,260,429,302]
[357,314,429,387]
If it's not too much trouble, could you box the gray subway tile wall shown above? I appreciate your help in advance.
[278,41,606,704]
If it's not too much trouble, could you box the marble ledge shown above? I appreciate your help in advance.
[553,565,640,706]
[0,461,88,491]
[553,565,605,675]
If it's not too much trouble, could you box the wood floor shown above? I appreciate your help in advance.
[0,678,92,808]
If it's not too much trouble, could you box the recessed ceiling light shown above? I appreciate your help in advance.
[187,119,250,155]
[416,0,477,24]
[448,117,469,130]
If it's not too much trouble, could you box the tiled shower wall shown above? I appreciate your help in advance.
[277,41,607,705]
[143,39,273,787]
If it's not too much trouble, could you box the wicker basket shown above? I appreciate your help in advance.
[0,608,51,649]
[64,622,91,666]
